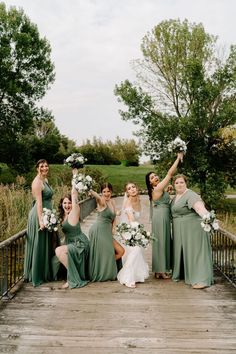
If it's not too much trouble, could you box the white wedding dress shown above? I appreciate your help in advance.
[117,207,149,287]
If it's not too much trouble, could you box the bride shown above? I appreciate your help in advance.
[117,182,149,288]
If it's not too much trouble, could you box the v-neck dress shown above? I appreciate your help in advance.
[88,206,117,281]
[171,190,213,286]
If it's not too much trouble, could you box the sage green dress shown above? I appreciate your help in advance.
[61,220,90,288]
[152,192,171,273]
[171,190,213,287]
[88,206,117,281]
[24,182,54,286]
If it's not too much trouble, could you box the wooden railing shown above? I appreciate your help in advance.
[0,197,96,300]
[210,227,236,286]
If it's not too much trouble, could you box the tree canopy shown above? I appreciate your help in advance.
[0,3,55,171]
[115,19,236,207]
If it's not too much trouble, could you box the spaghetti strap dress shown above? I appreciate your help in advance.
[61,220,90,288]
[152,191,171,273]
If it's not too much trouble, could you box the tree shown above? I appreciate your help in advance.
[0,3,55,171]
[115,19,236,207]
[112,136,140,166]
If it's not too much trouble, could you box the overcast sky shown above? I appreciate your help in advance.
[5,0,236,145]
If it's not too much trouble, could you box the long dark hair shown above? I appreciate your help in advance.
[145,171,155,201]
[100,182,113,193]
[58,194,71,221]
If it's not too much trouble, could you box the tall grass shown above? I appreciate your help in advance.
[0,164,235,241]
[0,184,70,242]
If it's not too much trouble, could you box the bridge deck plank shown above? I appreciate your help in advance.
[0,196,235,353]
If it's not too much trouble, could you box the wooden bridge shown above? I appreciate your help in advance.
[0,196,235,353]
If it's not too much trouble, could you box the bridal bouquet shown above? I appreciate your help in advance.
[200,210,219,234]
[115,221,152,248]
[72,173,94,197]
[167,137,187,154]
[64,153,87,168]
[42,208,59,232]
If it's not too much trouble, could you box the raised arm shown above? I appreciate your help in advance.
[152,152,183,199]
[89,189,106,209]
[68,168,80,225]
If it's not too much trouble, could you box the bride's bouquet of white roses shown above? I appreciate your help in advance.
[167,136,187,154]
[72,173,94,198]
[64,153,87,169]
[115,221,152,248]
[41,208,59,232]
[200,210,219,234]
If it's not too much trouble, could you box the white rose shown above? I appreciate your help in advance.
[130,221,139,228]
[123,232,132,240]
[212,221,219,230]
[50,217,57,224]
[76,182,84,191]
[86,175,92,182]
[43,215,49,226]
[203,224,211,232]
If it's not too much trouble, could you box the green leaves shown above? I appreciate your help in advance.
[0,3,55,170]
[115,19,236,207]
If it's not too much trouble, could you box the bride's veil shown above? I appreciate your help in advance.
[119,192,129,223]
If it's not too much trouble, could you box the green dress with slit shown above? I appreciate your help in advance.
[88,206,117,281]
[24,182,54,286]
[171,189,213,287]
[61,220,90,288]
[152,191,171,273]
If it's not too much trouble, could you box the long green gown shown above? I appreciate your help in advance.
[88,206,117,281]
[60,220,90,288]
[152,191,171,273]
[24,182,54,286]
[171,190,213,287]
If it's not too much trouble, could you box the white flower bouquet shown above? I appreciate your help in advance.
[167,136,187,154]
[64,153,87,168]
[201,210,219,234]
[115,221,152,248]
[72,173,94,197]
[42,208,59,232]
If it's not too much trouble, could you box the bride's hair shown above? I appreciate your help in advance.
[123,182,141,211]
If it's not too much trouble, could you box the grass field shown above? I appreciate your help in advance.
[87,164,154,193]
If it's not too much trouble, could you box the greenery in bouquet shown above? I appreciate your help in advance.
[42,208,59,232]
[64,153,87,169]
[167,136,187,154]
[72,173,94,198]
[115,221,152,248]
[200,210,219,234]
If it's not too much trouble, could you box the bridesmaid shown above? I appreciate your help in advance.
[145,153,183,279]
[24,159,55,286]
[88,183,124,281]
[54,169,90,289]
[171,174,213,289]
